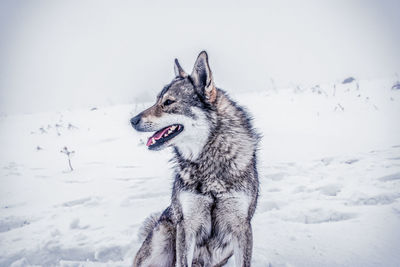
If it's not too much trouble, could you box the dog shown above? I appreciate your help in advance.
[130,51,260,267]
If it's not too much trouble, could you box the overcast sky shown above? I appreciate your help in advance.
[0,0,399,114]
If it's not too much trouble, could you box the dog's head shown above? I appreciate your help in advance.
[130,51,217,159]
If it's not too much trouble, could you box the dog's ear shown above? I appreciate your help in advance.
[174,59,188,78]
[191,51,217,103]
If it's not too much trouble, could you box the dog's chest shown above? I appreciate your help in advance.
[178,164,241,195]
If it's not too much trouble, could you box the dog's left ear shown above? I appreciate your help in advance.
[174,59,188,78]
[191,51,217,103]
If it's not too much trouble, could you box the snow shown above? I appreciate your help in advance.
[1,78,400,266]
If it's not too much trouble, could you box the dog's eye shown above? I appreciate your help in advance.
[163,99,175,106]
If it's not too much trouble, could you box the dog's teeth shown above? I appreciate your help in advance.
[171,125,177,131]
[151,138,156,145]
[168,129,172,134]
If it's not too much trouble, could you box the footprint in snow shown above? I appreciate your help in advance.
[257,201,280,213]
[320,157,334,166]
[264,172,286,181]
[317,184,342,196]
[70,218,89,230]
[387,156,400,160]
[346,193,400,206]
[95,245,127,262]
[61,197,100,207]
[0,216,30,233]
[342,158,360,164]
[282,209,357,224]
[379,172,400,182]
[293,185,312,193]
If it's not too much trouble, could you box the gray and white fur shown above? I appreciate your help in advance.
[131,51,260,267]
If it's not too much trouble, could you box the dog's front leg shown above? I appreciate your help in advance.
[175,190,213,267]
[232,221,253,267]
[215,192,254,267]
[176,221,196,267]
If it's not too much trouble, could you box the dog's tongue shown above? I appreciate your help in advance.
[146,126,170,146]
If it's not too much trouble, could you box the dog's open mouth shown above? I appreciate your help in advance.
[146,124,184,149]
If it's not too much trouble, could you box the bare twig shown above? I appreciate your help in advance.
[60,146,75,171]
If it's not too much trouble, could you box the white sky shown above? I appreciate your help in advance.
[0,0,399,114]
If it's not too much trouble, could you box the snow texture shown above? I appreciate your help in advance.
[1,78,400,266]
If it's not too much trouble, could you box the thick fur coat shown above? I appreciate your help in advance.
[131,51,260,267]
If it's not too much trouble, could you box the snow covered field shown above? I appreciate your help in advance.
[1,78,400,266]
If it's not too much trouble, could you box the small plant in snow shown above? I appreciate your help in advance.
[60,146,75,171]
[39,127,47,134]
[55,124,62,136]
[334,103,345,112]
[68,123,78,130]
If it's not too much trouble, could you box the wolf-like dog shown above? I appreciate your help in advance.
[130,51,260,267]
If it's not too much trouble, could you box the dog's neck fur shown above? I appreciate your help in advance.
[173,89,259,193]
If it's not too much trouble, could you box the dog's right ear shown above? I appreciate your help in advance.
[174,59,188,78]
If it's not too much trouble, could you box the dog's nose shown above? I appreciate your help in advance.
[130,115,141,128]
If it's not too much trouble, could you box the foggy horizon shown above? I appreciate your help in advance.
[0,0,399,114]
